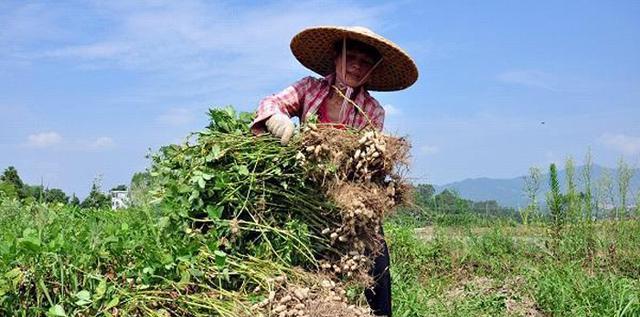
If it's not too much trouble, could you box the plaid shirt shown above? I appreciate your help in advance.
[250,74,385,134]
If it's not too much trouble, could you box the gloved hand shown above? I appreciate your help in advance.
[265,113,295,145]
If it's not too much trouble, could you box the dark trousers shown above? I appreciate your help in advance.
[365,231,392,316]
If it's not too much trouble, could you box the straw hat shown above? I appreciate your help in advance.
[290,26,418,91]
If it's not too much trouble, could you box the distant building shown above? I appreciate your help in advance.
[110,190,130,210]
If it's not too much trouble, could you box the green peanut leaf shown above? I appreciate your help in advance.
[105,296,120,309]
[48,304,67,317]
[74,290,92,306]
[214,250,227,268]
[236,165,249,176]
[207,205,223,220]
[95,279,107,299]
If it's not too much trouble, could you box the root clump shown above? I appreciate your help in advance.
[299,123,410,282]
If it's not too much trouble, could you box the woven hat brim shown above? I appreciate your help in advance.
[290,26,418,91]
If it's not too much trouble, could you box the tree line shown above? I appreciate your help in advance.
[394,183,519,226]
[0,166,132,209]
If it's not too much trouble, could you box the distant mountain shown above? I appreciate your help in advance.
[434,165,640,208]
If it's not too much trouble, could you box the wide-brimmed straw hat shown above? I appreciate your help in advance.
[290,26,418,91]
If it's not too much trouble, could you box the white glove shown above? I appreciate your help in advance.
[265,113,295,145]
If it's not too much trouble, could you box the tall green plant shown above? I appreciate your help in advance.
[564,157,580,223]
[130,171,153,207]
[581,150,594,222]
[616,157,634,219]
[580,150,596,263]
[595,169,615,220]
[80,176,110,209]
[522,166,541,225]
[547,164,566,247]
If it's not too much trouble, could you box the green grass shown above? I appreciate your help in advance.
[2,199,639,316]
[386,218,640,317]
[0,200,296,316]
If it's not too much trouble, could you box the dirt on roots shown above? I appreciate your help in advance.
[299,125,410,284]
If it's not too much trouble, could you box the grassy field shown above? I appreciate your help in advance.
[1,198,638,316]
[386,216,640,316]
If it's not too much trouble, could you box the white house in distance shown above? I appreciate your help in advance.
[110,190,130,210]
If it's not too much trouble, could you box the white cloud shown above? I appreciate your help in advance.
[383,104,401,116]
[89,137,115,150]
[2,1,398,110]
[157,108,195,126]
[497,70,559,91]
[26,131,62,148]
[420,145,439,155]
[598,133,640,155]
[10,1,388,85]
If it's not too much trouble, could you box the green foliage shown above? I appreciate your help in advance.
[80,182,110,209]
[394,184,519,229]
[0,106,410,315]
[23,185,45,202]
[0,167,25,198]
[433,189,469,213]
[595,168,615,219]
[616,157,634,220]
[386,222,449,316]
[0,201,278,315]
[0,167,72,206]
[150,107,337,270]
[582,150,594,222]
[4,112,639,316]
[414,183,435,205]
[129,171,153,207]
[0,182,19,201]
[0,167,46,203]
[532,263,639,316]
[206,107,255,133]
[564,157,581,222]
[433,211,495,227]
[43,188,69,205]
[110,184,127,191]
[1,189,637,316]
[547,163,566,243]
[69,194,80,207]
[389,160,640,316]
[521,166,542,225]
[385,218,640,317]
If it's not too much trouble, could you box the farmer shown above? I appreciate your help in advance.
[250,26,418,317]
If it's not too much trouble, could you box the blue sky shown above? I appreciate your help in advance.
[1,0,639,198]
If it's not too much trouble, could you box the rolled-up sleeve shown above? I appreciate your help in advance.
[250,77,313,135]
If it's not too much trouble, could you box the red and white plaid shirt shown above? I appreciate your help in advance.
[250,74,385,134]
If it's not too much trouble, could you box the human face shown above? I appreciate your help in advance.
[334,48,376,88]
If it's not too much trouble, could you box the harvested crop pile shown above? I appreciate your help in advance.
[150,107,411,314]
[0,107,410,316]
